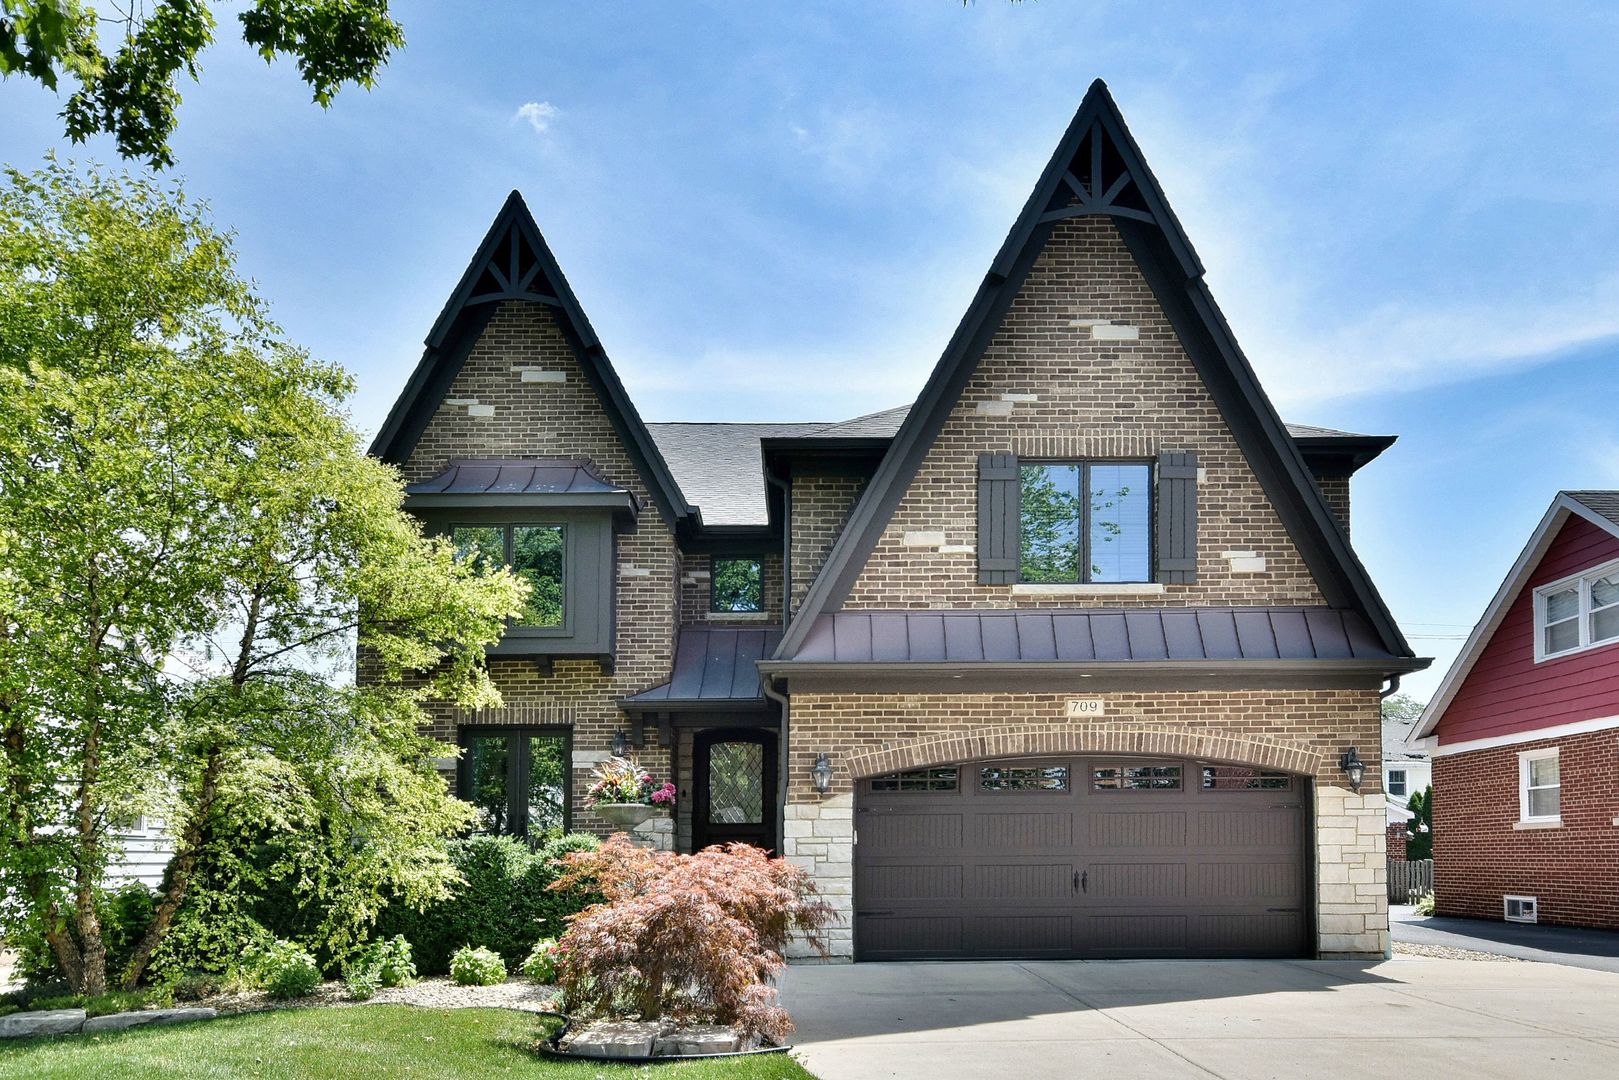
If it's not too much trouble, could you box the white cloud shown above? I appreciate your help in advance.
[512,101,560,135]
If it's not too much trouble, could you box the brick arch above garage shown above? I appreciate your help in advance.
[842,724,1326,782]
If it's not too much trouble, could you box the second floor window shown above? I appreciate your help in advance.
[1019,461,1152,584]
[453,524,565,627]
[711,557,763,612]
[1535,559,1619,660]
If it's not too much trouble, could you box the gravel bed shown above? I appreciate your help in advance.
[1394,941,1525,962]
[186,976,558,1016]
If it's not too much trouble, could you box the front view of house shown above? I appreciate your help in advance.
[370,81,1426,962]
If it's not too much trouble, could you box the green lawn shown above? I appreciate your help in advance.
[0,1005,819,1079]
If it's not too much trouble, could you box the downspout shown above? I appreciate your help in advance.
[762,675,790,856]
[1379,674,1401,700]
[765,465,791,631]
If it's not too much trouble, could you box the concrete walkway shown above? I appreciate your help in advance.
[781,957,1619,1080]
[1392,906,1619,973]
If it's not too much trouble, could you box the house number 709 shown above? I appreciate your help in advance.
[1065,698,1106,718]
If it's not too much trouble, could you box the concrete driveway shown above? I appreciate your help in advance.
[780,957,1619,1080]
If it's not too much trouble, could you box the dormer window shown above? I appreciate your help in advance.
[1534,557,1619,661]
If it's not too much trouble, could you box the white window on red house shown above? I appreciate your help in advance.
[1518,748,1560,823]
[1535,559,1619,660]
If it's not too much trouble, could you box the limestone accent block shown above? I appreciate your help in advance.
[83,1008,218,1033]
[1314,786,1389,957]
[783,794,855,962]
[0,1009,86,1038]
[654,1026,742,1055]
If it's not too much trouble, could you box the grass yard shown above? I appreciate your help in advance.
[0,1005,819,1079]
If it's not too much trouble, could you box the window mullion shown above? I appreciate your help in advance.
[1078,462,1091,584]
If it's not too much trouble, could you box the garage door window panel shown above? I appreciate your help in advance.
[1093,764,1183,791]
[869,767,959,793]
[979,764,1069,791]
[1201,766,1293,791]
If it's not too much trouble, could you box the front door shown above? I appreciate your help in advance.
[693,729,779,853]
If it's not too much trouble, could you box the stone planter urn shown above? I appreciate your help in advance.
[595,802,655,830]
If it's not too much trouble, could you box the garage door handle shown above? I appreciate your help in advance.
[1073,870,1087,894]
[1266,907,1301,913]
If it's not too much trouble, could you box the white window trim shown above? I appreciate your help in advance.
[1533,555,1619,662]
[1387,768,1407,797]
[1517,747,1561,825]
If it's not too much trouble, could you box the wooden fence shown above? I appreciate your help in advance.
[1389,858,1433,903]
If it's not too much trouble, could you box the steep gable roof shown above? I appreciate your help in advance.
[369,191,693,527]
[1412,491,1619,741]
[777,79,1417,663]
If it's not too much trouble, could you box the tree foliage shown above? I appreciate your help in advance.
[552,838,833,1044]
[1405,784,1433,861]
[0,158,523,994]
[0,1,405,167]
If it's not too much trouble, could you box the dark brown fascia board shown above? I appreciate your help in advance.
[680,525,780,556]
[1292,435,1398,478]
[757,657,1430,695]
[776,80,1417,663]
[369,192,695,531]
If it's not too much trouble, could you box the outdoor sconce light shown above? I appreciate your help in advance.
[1339,747,1367,793]
[810,753,834,795]
[612,729,629,757]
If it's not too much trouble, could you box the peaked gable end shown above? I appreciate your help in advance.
[779,80,1415,663]
[370,192,692,527]
[1415,492,1619,743]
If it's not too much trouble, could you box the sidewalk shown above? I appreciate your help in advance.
[1392,905,1619,973]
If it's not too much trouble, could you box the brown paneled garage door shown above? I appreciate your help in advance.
[854,757,1310,960]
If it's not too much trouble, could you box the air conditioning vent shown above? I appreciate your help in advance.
[1504,895,1538,923]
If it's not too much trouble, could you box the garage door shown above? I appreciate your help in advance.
[854,757,1309,960]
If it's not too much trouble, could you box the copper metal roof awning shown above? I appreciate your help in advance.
[760,608,1424,693]
[622,627,784,712]
[403,458,639,513]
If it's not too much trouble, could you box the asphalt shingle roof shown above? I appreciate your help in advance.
[1567,491,1619,530]
[646,409,1376,527]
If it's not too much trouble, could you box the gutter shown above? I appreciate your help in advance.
[761,676,791,856]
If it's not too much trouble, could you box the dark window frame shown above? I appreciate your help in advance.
[867,767,962,794]
[451,521,569,634]
[456,725,573,839]
[978,762,1071,792]
[1018,458,1155,585]
[710,556,765,614]
[1092,762,1184,791]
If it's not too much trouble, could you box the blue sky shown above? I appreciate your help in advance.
[5,1,1619,699]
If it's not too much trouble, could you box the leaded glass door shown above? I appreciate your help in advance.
[693,729,778,854]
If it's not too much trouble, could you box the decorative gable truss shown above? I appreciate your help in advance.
[777,80,1416,665]
[370,191,695,530]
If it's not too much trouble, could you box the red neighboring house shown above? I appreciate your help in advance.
[1412,491,1619,930]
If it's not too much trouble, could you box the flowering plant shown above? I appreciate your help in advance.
[586,756,676,807]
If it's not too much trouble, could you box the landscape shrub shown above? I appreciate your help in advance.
[249,939,323,999]
[449,945,506,987]
[377,832,600,975]
[1414,891,1436,916]
[521,938,559,983]
[343,934,416,1000]
[344,965,381,1001]
[553,837,833,1044]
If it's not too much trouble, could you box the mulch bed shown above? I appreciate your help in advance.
[185,976,559,1016]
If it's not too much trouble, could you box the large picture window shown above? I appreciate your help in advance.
[452,523,565,627]
[459,726,571,840]
[1019,461,1152,584]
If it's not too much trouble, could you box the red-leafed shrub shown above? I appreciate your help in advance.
[549,837,833,1043]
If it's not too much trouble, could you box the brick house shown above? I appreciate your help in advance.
[371,81,1425,961]
[1410,491,1619,929]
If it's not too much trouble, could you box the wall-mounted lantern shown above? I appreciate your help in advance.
[810,753,834,795]
[1338,747,1367,793]
[612,729,629,758]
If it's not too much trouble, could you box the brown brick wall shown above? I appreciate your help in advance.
[790,475,865,616]
[403,300,678,836]
[1432,729,1619,930]
[1386,822,1408,861]
[1317,475,1350,537]
[784,688,1381,800]
[844,216,1326,609]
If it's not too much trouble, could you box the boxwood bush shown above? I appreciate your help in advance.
[377,832,601,975]
[449,945,506,987]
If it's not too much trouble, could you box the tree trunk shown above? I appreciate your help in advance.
[121,742,225,989]
[71,716,108,995]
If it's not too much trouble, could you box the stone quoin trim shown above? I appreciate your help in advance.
[840,725,1325,780]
